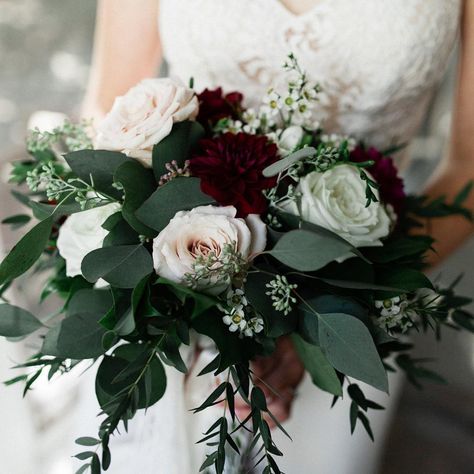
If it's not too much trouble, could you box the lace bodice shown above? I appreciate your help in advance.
[160,0,461,151]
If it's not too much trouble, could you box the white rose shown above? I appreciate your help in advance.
[57,203,121,278]
[278,125,304,154]
[152,206,266,293]
[281,165,390,248]
[94,78,199,167]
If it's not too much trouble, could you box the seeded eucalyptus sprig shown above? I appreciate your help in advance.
[26,161,118,211]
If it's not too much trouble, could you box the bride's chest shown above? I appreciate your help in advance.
[160,0,461,96]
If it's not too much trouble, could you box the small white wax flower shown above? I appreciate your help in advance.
[223,308,247,333]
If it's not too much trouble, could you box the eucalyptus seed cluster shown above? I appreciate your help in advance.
[265,275,297,316]
[26,162,113,210]
[184,243,248,290]
[27,119,93,154]
[264,182,301,210]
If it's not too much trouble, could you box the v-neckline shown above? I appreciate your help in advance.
[271,0,324,18]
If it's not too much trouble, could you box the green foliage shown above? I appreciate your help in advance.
[192,310,264,372]
[64,149,131,199]
[298,295,369,345]
[156,278,217,319]
[267,229,352,272]
[197,366,287,474]
[405,182,473,223]
[102,215,140,247]
[292,334,342,396]
[152,120,205,181]
[81,244,153,289]
[135,177,214,232]
[0,304,44,337]
[96,344,167,413]
[1,214,31,230]
[0,216,53,285]
[396,354,447,389]
[42,311,109,360]
[317,312,388,392]
[67,289,114,317]
[299,298,388,392]
[113,160,157,237]
[375,268,433,299]
[262,147,317,177]
[42,288,113,359]
[365,236,434,264]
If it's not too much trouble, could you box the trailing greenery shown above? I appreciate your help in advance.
[0,58,473,473]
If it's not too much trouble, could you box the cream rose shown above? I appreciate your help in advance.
[57,203,121,278]
[94,78,199,166]
[281,165,390,248]
[152,206,266,293]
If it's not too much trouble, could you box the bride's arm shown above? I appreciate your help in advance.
[423,0,474,264]
[82,0,162,119]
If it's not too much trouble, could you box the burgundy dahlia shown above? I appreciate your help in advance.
[196,88,243,127]
[189,132,279,217]
[351,146,406,214]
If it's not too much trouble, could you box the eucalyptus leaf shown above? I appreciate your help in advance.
[152,120,205,180]
[316,277,402,292]
[366,236,434,263]
[102,215,140,247]
[267,229,351,272]
[65,149,131,199]
[0,216,53,285]
[0,304,43,337]
[293,334,343,396]
[316,311,388,392]
[135,177,214,232]
[115,308,136,336]
[66,289,113,317]
[81,244,153,289]
[42,312,109,359]
[114,160,157,237]
[96,344,167,412]
[308,295,369,324]
[262,147,316,177]
[376,268,433,297]
[298,307,319,344]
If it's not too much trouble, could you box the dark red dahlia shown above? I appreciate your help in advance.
[189,132,279,217]
[196,88,244,128]
[351,146,406,214]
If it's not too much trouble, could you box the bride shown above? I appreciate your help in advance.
[74,0,474,473]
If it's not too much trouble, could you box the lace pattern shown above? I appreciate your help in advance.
[160,0,461,151]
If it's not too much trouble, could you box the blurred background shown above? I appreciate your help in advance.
[0,1,473,473]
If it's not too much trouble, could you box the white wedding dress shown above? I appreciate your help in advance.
[72,1,462,473]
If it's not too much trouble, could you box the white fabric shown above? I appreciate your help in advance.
[75,1,462,473]
[160,0,460,152]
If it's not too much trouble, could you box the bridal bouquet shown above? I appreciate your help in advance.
[1,55,473,474]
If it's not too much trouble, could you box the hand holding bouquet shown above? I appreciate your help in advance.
[1,55,473,474]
